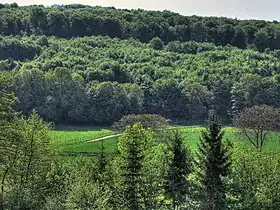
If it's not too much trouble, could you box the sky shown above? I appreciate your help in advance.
[1,0,280,21]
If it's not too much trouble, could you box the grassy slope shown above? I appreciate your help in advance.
[51,126,280,154]
[50,125,114,153]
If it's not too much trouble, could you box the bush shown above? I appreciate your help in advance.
[112,114,168,132]
[230,147,280,209]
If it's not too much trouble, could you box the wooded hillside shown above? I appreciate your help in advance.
[1,3,280,51]
[1,4,280,124]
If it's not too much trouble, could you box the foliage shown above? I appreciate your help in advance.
[2,4,280,51]
[0,5,279,124]
[0,34,278,123]
[149,37,164,50]
[115,123,153,209]
[233,105,280,150]
[0,37,40,61]
[0,88,279,209]
[0,73,19,208]
[230,147,280,209]
[195,115,232,209]
[1,5,280,208]
[65,157,113,210]
[0,103,55,209]
[164,130,193,209]
[0,75,55,208]
[112,114,168,132]
[141,143,172,208]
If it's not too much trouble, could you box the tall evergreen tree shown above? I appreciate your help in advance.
[164,130,193,209]
[117,123,153,210]
[195,115,232,210]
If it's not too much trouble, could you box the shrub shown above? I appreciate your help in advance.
[112,114,168,132]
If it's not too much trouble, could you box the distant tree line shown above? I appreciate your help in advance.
[2,4,280,51]
[0,35,280,124]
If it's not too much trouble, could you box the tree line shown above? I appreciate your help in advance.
[2,4,280,51]
[1,35,280,124]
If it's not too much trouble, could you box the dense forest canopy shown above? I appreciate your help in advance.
[1,35,280,124]
[0,4,280,124]
[1,3,280,51]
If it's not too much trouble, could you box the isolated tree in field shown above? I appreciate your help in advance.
[233,105,280,150]
[195,115,232,210]
[117,123,153,210]
[164,130,193,209]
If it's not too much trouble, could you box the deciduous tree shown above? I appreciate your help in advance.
[233,105,280,150]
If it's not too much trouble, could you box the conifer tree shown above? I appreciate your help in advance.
[164,130,193,209]
[195,115,232,210]
[117,123,153,210]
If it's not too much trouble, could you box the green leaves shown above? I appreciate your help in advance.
[164,130,193,209]
[231,148,280,209]
[112,114,167,132]
[117,123,153,157]
[115,123,153,209]
[149,37,164,50]
[1,33,280,123]
[0,94,54,209]
[195,115,232,209]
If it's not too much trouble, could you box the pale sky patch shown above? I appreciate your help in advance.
[1,0,280,21]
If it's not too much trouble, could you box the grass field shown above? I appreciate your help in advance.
[50,125,114,154]
[51,125,280,155]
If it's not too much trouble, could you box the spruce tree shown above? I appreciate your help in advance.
[117,123,153,210]
[164,130,193,209]
[195,115,231,210]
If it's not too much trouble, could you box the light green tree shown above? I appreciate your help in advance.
[0,73,21,209]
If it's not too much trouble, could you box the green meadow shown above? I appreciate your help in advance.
[51,126,280,155]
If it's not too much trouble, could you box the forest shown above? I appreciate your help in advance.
[1,34,280,124]
[1,3,280,210]
[2,3,280,51]
[1,4,280,124]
